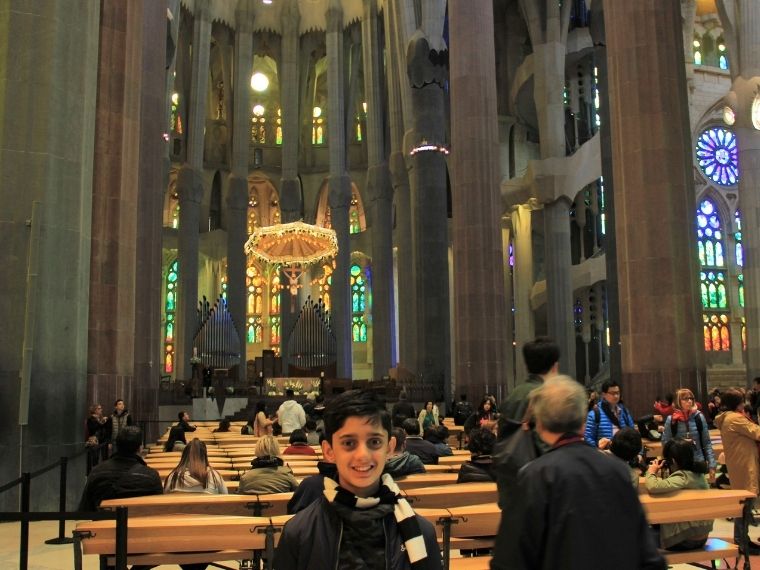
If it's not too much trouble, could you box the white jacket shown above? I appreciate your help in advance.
[277,399,307,434]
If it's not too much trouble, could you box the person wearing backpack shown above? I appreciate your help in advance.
[661,388,716,484]
[452,394,473,426]
[583,381,635,449]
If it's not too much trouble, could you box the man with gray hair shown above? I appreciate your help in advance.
[491,376,665,570]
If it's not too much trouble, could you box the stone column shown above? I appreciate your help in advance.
[544,198,575,376]
[501,217,516,389]
[279,0,302,373]
[519,0,576,376]
[326,0,353,378]
[0,0,99,511]
[408,34,450,403]
[385,0,417,373]
[363,0,395,379]
[717,0,760,383]
[226,7,254,384]
[176,2,211,381]
[510,204,535,382]
[605,0,705,414]
[449,0,508,402]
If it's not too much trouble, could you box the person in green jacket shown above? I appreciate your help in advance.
[645,437,714,550]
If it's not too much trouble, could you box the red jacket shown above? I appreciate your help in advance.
[283,443,317,456]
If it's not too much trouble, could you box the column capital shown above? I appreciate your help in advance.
[326,0,343,32]
[328,174,352,209]
[227,174,249,211]
[281,0,300,31]
[362,0,378,20]
[235,5,255,34]
[195,0,212,23]
[176,165,204,204]
[407,32,447,89]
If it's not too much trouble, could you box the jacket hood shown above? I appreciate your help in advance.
[280,400,301,411]
[714,411,729,429]
[252,455,284,469]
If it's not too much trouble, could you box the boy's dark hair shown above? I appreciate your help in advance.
[178,411,186,421]
[304,419,317,431]
[664,437,708,474]
[402,418,420,436]
[522,337,560,374]
[286,389,295,398]
[609,427,641,463]
[436,425,449,440]
[117,426,143,455]
[467,427,495,456]
[601,380,620,394]
[323,390,392,444]
[392,427,406,450]
[114,398,124,407]
[289,429,307,444]
[721,388,744,412]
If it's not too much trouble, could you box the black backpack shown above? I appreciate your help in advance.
[454,401,473,426]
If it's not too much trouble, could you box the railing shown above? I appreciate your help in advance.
[0,443,129,569]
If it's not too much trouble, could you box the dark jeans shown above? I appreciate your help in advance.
[734,499,754,546]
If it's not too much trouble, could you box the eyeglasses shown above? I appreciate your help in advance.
[606,391,621,396]
[681,396,695,401]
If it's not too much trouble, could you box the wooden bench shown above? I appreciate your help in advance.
[404,482,497,509]
[101,491,295,517]
[75,514,284,568]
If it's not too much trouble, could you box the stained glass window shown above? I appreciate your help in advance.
[703,313,730,351]
[246,266,264,343]
[718,41,728,70]
[735,210,743,267]
[276,108,283,145]
[700,271,727,309]
[251,104,267,144]
[697,199,730,351]
[220,276,227,302]
[270,316,281,346]
[694,38,702,66]
[696,127,739,186]
[350,264,367,343]
[312,263,333,312]
[270,274,281,315]
[697,199,725,267]
[164,260,178,374]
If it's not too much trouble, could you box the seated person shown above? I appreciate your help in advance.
[423,425,453,456]
[402,418,441,465]
[457,427,496,483]
[164,439,228,494]
[645,438,714,551]
[212,418,231,433]
[304,419,321,445]
[274,390,441,569]
[239,435,298,494]
[608,427,643,488]
[163,425,187,452]
[283,429,317,456]
[79,426,162,511]
[385,427,426,478]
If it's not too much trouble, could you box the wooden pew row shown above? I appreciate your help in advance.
[82,488,748,569]
[99,482,497,518]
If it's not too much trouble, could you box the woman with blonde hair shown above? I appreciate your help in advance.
[661,388,715,482]
[164,439,228,494]
[238,435,298,494]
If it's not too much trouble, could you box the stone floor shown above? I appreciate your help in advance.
[0,518,756,569]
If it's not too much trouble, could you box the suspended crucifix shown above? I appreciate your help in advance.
[244,220,338,311]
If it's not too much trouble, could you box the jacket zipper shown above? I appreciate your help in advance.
[383,518,390,570]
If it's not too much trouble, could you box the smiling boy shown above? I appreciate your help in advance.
[273,390,441,569]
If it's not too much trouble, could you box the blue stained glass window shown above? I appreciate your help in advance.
[696,127,739,186]
[697,199,725,267]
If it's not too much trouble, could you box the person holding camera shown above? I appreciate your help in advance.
[645,438,714,551]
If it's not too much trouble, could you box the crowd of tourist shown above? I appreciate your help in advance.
[79,339,760,569]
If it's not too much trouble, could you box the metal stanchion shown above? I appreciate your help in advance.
[19,472,30,570]
[114,507,128,569]
[45,457,74,544]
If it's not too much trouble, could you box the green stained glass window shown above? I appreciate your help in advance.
[164,260,178,374]
[697,200,725,268]
[350,263,368,343]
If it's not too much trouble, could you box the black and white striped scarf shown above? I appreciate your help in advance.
[323,473,429,567]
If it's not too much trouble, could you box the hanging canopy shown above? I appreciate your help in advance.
[244,220,338,267]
